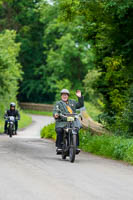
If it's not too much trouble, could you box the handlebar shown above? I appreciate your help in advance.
[60,113,78,117]
[55,107,81,120]
[5,117,20,120]
[59,113,80,121]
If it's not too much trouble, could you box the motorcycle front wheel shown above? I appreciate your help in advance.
[8,126,13,138]
[69,134,76,163]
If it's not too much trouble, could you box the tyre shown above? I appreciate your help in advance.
[69,134,76,163]
[62,138,67,160]
[9,126,12,138]
[62,154,67,160]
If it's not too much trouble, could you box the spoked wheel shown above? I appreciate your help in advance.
[62,138,67,160]
[69,134,77,163]
[8,126,12,138]
[62,154,67,160]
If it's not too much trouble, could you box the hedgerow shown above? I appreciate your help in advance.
[41,123,133,164]
[41,123,56,140]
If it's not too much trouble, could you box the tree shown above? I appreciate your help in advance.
[57,0,133,133]
[0,0,46,103]
[38,1,95,100]
[0,30,22,117]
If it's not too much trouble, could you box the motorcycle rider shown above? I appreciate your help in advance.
[4,102,20,134]
[53,89,84,152]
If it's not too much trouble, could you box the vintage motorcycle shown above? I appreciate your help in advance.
[7,116,16,137]
[57,113,80,163]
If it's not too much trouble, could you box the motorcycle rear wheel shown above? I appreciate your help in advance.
[62,138,67,160]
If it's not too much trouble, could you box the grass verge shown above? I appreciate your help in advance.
[19,111,32,129]
[85,101,101,121]
[79,130,133,164]
[24,109,52,116]
[0,111,32,133]
[41,123,133,165]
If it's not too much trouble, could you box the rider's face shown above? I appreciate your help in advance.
[61,93,69,102]
[11,106,15,110]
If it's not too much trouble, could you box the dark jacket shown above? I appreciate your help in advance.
[53,96,84,128]
[4,110,20,120]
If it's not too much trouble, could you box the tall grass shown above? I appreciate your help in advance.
[41,122,133,165]
[80,130,133,164]
[85,102,101,121]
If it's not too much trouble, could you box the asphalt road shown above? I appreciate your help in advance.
[0,115,133,200]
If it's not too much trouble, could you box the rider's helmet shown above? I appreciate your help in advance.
[10,102,16,108]
[60,89,70,96]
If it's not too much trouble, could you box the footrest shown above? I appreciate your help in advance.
[76,149,80,154]
[56,149,62,155]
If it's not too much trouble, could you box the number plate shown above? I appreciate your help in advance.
[67,117,74,122]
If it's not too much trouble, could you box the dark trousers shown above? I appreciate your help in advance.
[55,127,79,148]
[4,120,18,131]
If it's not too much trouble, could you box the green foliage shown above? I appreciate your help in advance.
[24,110,52,117]
[79,130,133,164]
[38,2,95,101]
[0,30,22,118]
[40,122,133,164]
[57,0,133,135]
[0,0,94,103]
[84,102,102,122]
[101,57,128,114]
[83,69,101,103]
[112,85,133,137]
[1,0,94,103]
[1,0,133,136]
[46,32,93,89]
[0,0,46,103]
[41,123,56,140]
[0,0,95,103]
[126,86,133,135]
[18,111,32,129]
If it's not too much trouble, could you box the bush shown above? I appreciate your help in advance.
[80,129,133,163]
[105,84,133,137]
[41,123,56,140]
[40,122,133,165]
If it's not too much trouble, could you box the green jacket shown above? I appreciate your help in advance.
[53,96,84,128]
